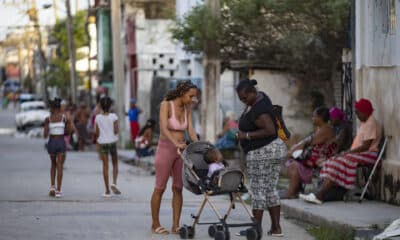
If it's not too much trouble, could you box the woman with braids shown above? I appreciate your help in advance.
[44,98,74,198]
[235,79,287,238]
[150,80,198,235]
[95,96,121,197]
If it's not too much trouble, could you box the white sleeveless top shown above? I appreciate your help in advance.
[49,115,66,135]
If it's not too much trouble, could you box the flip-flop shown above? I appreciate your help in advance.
[152,226,169,235]
[111,184,121,195]
[171,227,181,234]
[267,230,284,237]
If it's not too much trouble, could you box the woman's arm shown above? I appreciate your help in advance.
[44,117,49,138]
[237,113,275,140]
[186,106,198,142]
[113,120,119,135]
[95,124,100,141]
[346,139,373,154]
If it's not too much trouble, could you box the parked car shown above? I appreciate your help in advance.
[15,101,50,131]
[18,93,40,104]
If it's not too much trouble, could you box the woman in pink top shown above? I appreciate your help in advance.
[300,99,382,204]
[151,81,198,235]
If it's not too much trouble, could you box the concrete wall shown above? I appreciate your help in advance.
[355,0,400,204]
[251,70,313,141]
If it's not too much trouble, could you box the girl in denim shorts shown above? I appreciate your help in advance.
[95,97,121,197]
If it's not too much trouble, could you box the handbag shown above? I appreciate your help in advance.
[293,140,313,162]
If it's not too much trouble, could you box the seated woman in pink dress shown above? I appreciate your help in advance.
[283,107,337,199]
[300,99,382,204]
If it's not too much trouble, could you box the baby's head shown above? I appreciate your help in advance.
[204,147,223,164]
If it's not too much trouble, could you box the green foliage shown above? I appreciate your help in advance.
[172,0,351,101]
[46,10,89,95]
[307,225,354,240]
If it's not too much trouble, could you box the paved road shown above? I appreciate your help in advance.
[0,108,313,240]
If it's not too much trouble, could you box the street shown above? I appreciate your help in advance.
[0,108,313,240]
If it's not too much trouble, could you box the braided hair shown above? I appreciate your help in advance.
[49,97,62,110]
[235,79,257,93]
[165,80,197,101]
[100,96,113,113]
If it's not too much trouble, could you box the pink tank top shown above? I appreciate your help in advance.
[168,101,188,131]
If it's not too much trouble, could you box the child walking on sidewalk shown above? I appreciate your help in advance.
[95,97,121,197]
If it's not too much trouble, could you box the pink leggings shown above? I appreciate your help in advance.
[154,139,183,190]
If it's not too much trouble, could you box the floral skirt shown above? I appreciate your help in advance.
[246,138,287,209]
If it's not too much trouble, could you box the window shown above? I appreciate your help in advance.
[170,71,174,77]
[169,58,174,64]
[187,70,192,76]
[152,58,157,64]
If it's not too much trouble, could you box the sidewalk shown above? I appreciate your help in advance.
[280,194,400,239]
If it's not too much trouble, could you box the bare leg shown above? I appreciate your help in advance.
[286,164,302,198]
[171,187,183,232]
[151,188,165,230]
[102,153,110,194]
[268,206,282,234]
[56,153,65,191]
[50,155,57,187]
[316,178,335,201]
[253,209,264,238]
[111,153,118,185]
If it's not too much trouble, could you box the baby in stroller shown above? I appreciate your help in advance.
[204,147,227,177]
[180,141,260,240]
[203,147,228,189]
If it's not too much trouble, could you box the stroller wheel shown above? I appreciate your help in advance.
[214,231,225,240]
[179,226,188,239]
[187,226,195,239]
[208,224,224,237]
[208,225,217,237]
[246,228,258,240]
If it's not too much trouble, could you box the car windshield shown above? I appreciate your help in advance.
[22,105,45,111]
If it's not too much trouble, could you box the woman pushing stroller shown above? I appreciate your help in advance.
[150,81,199,235]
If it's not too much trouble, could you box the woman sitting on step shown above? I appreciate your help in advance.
[283,107,337,199]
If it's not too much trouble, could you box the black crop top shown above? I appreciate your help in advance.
[238,92,277,153]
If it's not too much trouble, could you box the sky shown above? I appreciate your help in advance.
[0,0,90,40]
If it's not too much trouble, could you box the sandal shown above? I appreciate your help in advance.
[152,226,169,235]
[49,186,56,197]
[171,227,181,234]
[111,184,121,195]
[267,230,284,237]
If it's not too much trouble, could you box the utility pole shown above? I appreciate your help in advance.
[202,0,221,142]
[30,0,48,101]
[52,0,58,21]
[65,0,78,104]
[111,0,126,147]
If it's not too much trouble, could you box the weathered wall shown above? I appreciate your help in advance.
[356,67,400,204]
[251,70,313,141]
[355,0,400,204]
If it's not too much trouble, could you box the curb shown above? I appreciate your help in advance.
[281,201,382,240]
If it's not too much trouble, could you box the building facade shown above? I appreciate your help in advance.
[355,0,400,204]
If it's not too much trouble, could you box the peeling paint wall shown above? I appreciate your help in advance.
[355,0,400,204]
[252,70,313,141]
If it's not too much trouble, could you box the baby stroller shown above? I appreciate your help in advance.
[179,141,260,240]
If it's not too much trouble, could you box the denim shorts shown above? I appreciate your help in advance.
[47,138,66,155]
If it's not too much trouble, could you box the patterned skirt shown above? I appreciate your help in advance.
[320,151,378,189]
[246,138,287,210]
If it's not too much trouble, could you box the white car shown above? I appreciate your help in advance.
[15,101,50,131]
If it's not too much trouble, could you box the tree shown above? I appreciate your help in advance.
[46,10,88,98]
[172,0,350,104]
